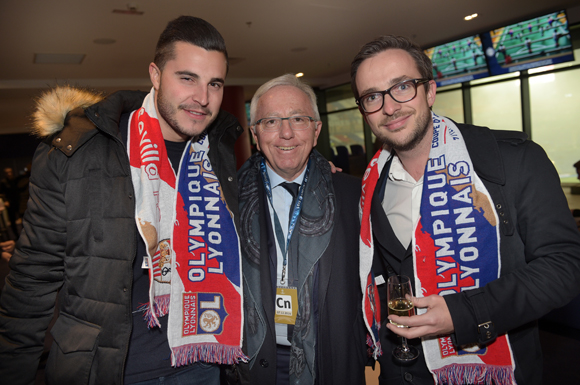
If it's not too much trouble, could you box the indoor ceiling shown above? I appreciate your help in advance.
[1,0,579,134]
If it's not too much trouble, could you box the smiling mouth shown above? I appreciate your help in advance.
[277,146,296,151]
[180,104,210,118]
[382,114,411,130]
[184,109,206,117]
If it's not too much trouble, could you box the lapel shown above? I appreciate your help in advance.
[257,176,277,332]
[370,157,411,262]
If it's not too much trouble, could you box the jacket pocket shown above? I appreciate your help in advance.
[45,312,102,385]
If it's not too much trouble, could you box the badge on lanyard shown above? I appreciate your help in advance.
[275,286,298,325]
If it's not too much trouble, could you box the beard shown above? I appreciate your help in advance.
[156,84,214,140]
[375,107,431,153]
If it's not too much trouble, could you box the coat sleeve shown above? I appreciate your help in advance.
[445,139,580,346]
[0,140,68,384]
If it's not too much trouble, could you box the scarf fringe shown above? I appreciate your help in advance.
[366,333,382,359]
[139,295,171,328]
[433,364,516,385]
[172,343,249,366]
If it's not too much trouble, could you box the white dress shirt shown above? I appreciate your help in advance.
[381,155,423,248]
[265,164,307,345]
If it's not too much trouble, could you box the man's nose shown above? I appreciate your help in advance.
[279,119,295,139]
[382,95,401,116]
[192,85,209,107]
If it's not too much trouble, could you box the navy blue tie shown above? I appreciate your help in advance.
[281,182,299,212]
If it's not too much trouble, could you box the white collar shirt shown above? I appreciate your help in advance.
[381,155,423,249]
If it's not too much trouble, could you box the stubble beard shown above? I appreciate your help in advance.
[156,85,214,140]
[375,108,432,153]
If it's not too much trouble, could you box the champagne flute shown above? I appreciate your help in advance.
[387,275,419,362]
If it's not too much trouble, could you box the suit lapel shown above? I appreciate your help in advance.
[257,177,277,332]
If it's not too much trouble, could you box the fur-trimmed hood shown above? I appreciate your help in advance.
[32,86,104,138]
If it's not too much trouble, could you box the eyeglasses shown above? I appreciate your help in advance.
[356,79,430,114]
[254,116,316,132]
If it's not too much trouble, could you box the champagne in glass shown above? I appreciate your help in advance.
[388,297,415,326]
[387,275,419,362]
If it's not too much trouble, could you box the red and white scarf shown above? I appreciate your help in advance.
[360,113,516,384]
[127,88,246,366]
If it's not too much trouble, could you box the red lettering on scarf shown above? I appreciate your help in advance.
[129,107,176,188]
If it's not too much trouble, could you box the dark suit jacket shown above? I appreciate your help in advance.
[372,124,580,385]
[239,154,367,385]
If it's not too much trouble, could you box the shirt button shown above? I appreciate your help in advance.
[123,287,128,292]
[404,372,413,382]
[259,359,269,368]
[95,112,100,117]
[55,137,62,143]
[66,145,72,151]
[228,176,233,182]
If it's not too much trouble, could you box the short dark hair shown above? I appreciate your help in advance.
[350,35,433,99]
[154,16,228,73]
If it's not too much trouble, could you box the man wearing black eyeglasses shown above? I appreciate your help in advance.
[351,35,580,385]
[235,74,369,385]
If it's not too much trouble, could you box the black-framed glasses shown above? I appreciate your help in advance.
[356,79,430,113]
[254,116,316,132]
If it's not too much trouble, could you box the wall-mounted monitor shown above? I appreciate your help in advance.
[424,35,490,87]
[481,10,574,76]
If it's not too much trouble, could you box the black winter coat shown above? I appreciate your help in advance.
[0,89,243,385]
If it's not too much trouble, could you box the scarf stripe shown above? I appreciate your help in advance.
[360,150,389,359]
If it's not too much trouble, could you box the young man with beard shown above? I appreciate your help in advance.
[0,16,246,384]
[352,35,580,384]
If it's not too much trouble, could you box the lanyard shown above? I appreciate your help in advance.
[260,159,310,284]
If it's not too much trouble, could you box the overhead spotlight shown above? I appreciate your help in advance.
[295,73,304,78]
[464,13,478,21]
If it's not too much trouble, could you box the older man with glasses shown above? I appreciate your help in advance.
[352,35,580,385]
[234,74,370,385]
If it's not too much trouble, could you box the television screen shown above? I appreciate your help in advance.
[424,35,490,87]
[481,10,574,75]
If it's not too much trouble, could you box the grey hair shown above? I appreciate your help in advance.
[249,74,320,127]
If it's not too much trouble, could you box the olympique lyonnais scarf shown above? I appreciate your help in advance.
[360,113,516,384]
[128,88,246,366]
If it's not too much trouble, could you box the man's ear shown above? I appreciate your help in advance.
[427,80,437,108]
[313,120,322,147]
[251,127,261,152]
[149,63,161,90]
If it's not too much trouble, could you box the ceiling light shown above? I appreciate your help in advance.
[295,73,304,78]
[34,53,85,64]
[464,13,478,21]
